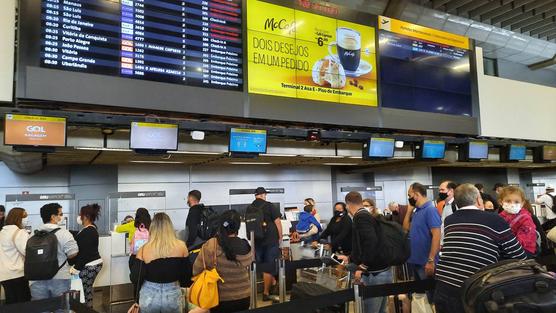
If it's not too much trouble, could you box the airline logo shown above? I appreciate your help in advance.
[4,114,66,146]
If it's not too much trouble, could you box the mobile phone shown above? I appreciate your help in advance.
[330,253,343,265]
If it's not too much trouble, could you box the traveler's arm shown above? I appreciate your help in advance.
[403,205,413,232]
[274,218,283,245]
[425,228,441,277]
[115,221,134,234]
[186,208,201,248]
[358,218,379,271]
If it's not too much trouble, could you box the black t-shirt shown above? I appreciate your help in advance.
[251,199,281,247]
[70,225,101,270]
[185,204,204,248]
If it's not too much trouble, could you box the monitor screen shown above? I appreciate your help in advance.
[422,140,446,159]
[543,145,556,161]
[509,145,526,161]
[4,114,66,147]
[229,128,267,154]
[130,122,178,151]
[468,141,489,160]
[369,138,395,158]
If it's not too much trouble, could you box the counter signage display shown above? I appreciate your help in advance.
[368,138,395,158]
[4,114,67,147]
[247,0,378,106]
[229,128,267,153]
[543,145,556,161]
[40,0,243,90]
[130,122,179,151]
[468,141,488,160]
[422,140,445,159]
[509,145,526,161]
[378,16,472,116]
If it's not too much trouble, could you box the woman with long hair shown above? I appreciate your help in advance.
[193,210,253,313]
[69,204,103,308]
[131,212,191,313]
[0,207,31,304]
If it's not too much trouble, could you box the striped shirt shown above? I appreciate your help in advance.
[436,206,527,288]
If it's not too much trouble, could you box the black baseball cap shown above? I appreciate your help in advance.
[493,183,505,191]
[255,187,267,195]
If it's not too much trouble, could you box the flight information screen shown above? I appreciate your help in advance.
[41,0,243,90]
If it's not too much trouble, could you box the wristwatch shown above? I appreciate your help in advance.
[427,258,435,263]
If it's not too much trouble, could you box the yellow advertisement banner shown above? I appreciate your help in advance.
[134,122,178,129]
[378,16,469,50]
[6,114,66,123]
[247,0,378,106]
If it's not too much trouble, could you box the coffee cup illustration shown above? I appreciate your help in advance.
[328,27,361,72]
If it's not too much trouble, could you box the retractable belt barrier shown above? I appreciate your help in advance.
[236,279,436,313]
[0,297,96,313]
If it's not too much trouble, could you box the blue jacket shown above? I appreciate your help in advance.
[296,212,322,233]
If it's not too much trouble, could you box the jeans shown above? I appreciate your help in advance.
[30,279,71,300]
[139,281,183,313]
[409,264,433,304]
[433,282,465,313]
[361,268,393,313]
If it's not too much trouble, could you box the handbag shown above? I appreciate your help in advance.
[128,250,144,313]
[411,293,434,313]
[188,239,224,309]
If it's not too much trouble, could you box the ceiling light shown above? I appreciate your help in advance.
[130,161,184,164]
[169,151,222,155]
[229,162,272,165]
[323,163,359,166]
[348,156,363,159]
[260,153,297,157]
[75,147,132,152]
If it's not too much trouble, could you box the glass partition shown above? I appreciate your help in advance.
[5,193,76,233]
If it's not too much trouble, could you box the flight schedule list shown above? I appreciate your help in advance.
[41,0,243,90]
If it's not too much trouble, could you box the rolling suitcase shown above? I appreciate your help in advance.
[290,282,344,313]
[462,259,556,313]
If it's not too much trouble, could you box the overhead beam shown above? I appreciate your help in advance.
[536,28,556,39]
[513,0,537,7]
[501,11,533,28]
[548,33,556,41]
[457,0,489,15]
[510,14,543,30]
[522,17,554,33]
[383,0,409,18]
[534,1,556,13]
[432,0,450,9]
[445,0,473,12]
[481,2,513,21]
[469,1,502,18]
[491,7,525,24]
[529,19,556,36]
[524,0,553,11]
[528,54,556,70]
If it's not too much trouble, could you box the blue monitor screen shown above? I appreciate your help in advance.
[229,128,267,154]
[422,140,445,159]
[509,145,526,161]
[469,141,489,159]
[369,138,395,158]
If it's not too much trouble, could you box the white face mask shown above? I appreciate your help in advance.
[76,216,83,225]
[21,217,28,227]
[57,217,66,226]
[503,203,521,215]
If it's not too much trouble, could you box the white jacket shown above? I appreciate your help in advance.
[0,225,30,282]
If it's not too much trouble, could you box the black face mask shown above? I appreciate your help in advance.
[408,197,417,207]
[334,211,345,218]
[392,211,399,216]
[438,192,448,201]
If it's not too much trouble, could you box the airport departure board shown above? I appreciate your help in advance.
[41,0,243,90]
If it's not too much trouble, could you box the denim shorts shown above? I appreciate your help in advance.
[30,279,71,300]
[255,244,280,275]
[139,281,183,313]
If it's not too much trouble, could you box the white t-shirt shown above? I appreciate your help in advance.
[536,192,556,220]
[0,225,30,281]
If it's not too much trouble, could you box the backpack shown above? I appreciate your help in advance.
[131,224,149,255]
[545,193,556,214]
[244,201,267,240]
[24,228,64,280]
[462,259,556,313]
[198,205,220,241]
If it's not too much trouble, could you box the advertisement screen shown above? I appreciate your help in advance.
[247,0,378,106]
[469,141,489,160]
[130,122,178,151]
[4,114,66,147]
[369,138,395,158]
[422,140,445,159]
[543,146,556,161]
[378,16,471,116]
[229,128,267,154]
[509,145,526,161]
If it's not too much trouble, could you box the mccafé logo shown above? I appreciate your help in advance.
[26,125,46,133]
[264,18,297,35]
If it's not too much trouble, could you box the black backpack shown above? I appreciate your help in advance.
[25,228,65,280]
[198,205,220,241]
[462,259,556,313]
[544,194,556,214]
[245,201,267,240]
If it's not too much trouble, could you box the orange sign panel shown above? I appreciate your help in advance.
[4,114,66,147]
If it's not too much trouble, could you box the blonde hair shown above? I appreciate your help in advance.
[144,212,180,259]
[498,186,526,203]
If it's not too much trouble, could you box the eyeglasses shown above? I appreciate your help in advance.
[57,213,64,217]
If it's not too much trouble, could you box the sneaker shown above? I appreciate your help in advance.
[262,294,280,303]
[270,284,279,296]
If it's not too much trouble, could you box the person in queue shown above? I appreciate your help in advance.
[475,183,498,211]
[484,200,495,212]
[319,202,352,255]
[439,181,458,243]
[435,184,526,313]
[0,208,31,304]
[193,210,252,313]
[499,186,538,257]
[185,190,206,249]
[304,198,321,223]
[251,187,282,303]
[296,205,322,243]
[131,212,191,313]
[338,192,392,313]
[0,205,5,230]
[363,198,381,216]
[69,204,103,308]
[385,201,408,225]
[535,185,556,231]
[31,203,79,300]
[115,207,151,264]
[403,183,441,302]
[493,183,506,196]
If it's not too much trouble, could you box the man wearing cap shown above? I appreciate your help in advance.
[249,187,282,302]
[535,185,556,231]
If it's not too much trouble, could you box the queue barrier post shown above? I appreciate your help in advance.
[353,284,363,313]
[278,258,287,303]
[250,262,258,309]
[345,270,352,313]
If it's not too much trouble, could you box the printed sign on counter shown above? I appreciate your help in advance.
[247,0,378,106]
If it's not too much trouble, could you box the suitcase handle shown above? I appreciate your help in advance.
[514,302,556,313]
[480,260,545,286]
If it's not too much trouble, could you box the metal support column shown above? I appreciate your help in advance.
[278,258,287,303]
[250,262,257,309]
[353,284,363,313]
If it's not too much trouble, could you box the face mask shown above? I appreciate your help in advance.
[21,217,28,227]
[57,217,66,226]
[438,192,448,201]
[77,216,83,225]
[334,210,344,217]
[503,203,521,215]
[408,197,417,207]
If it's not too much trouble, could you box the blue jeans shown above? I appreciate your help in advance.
[30,279,71,300]
[139,281,183,313]
[361,268,393,313]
